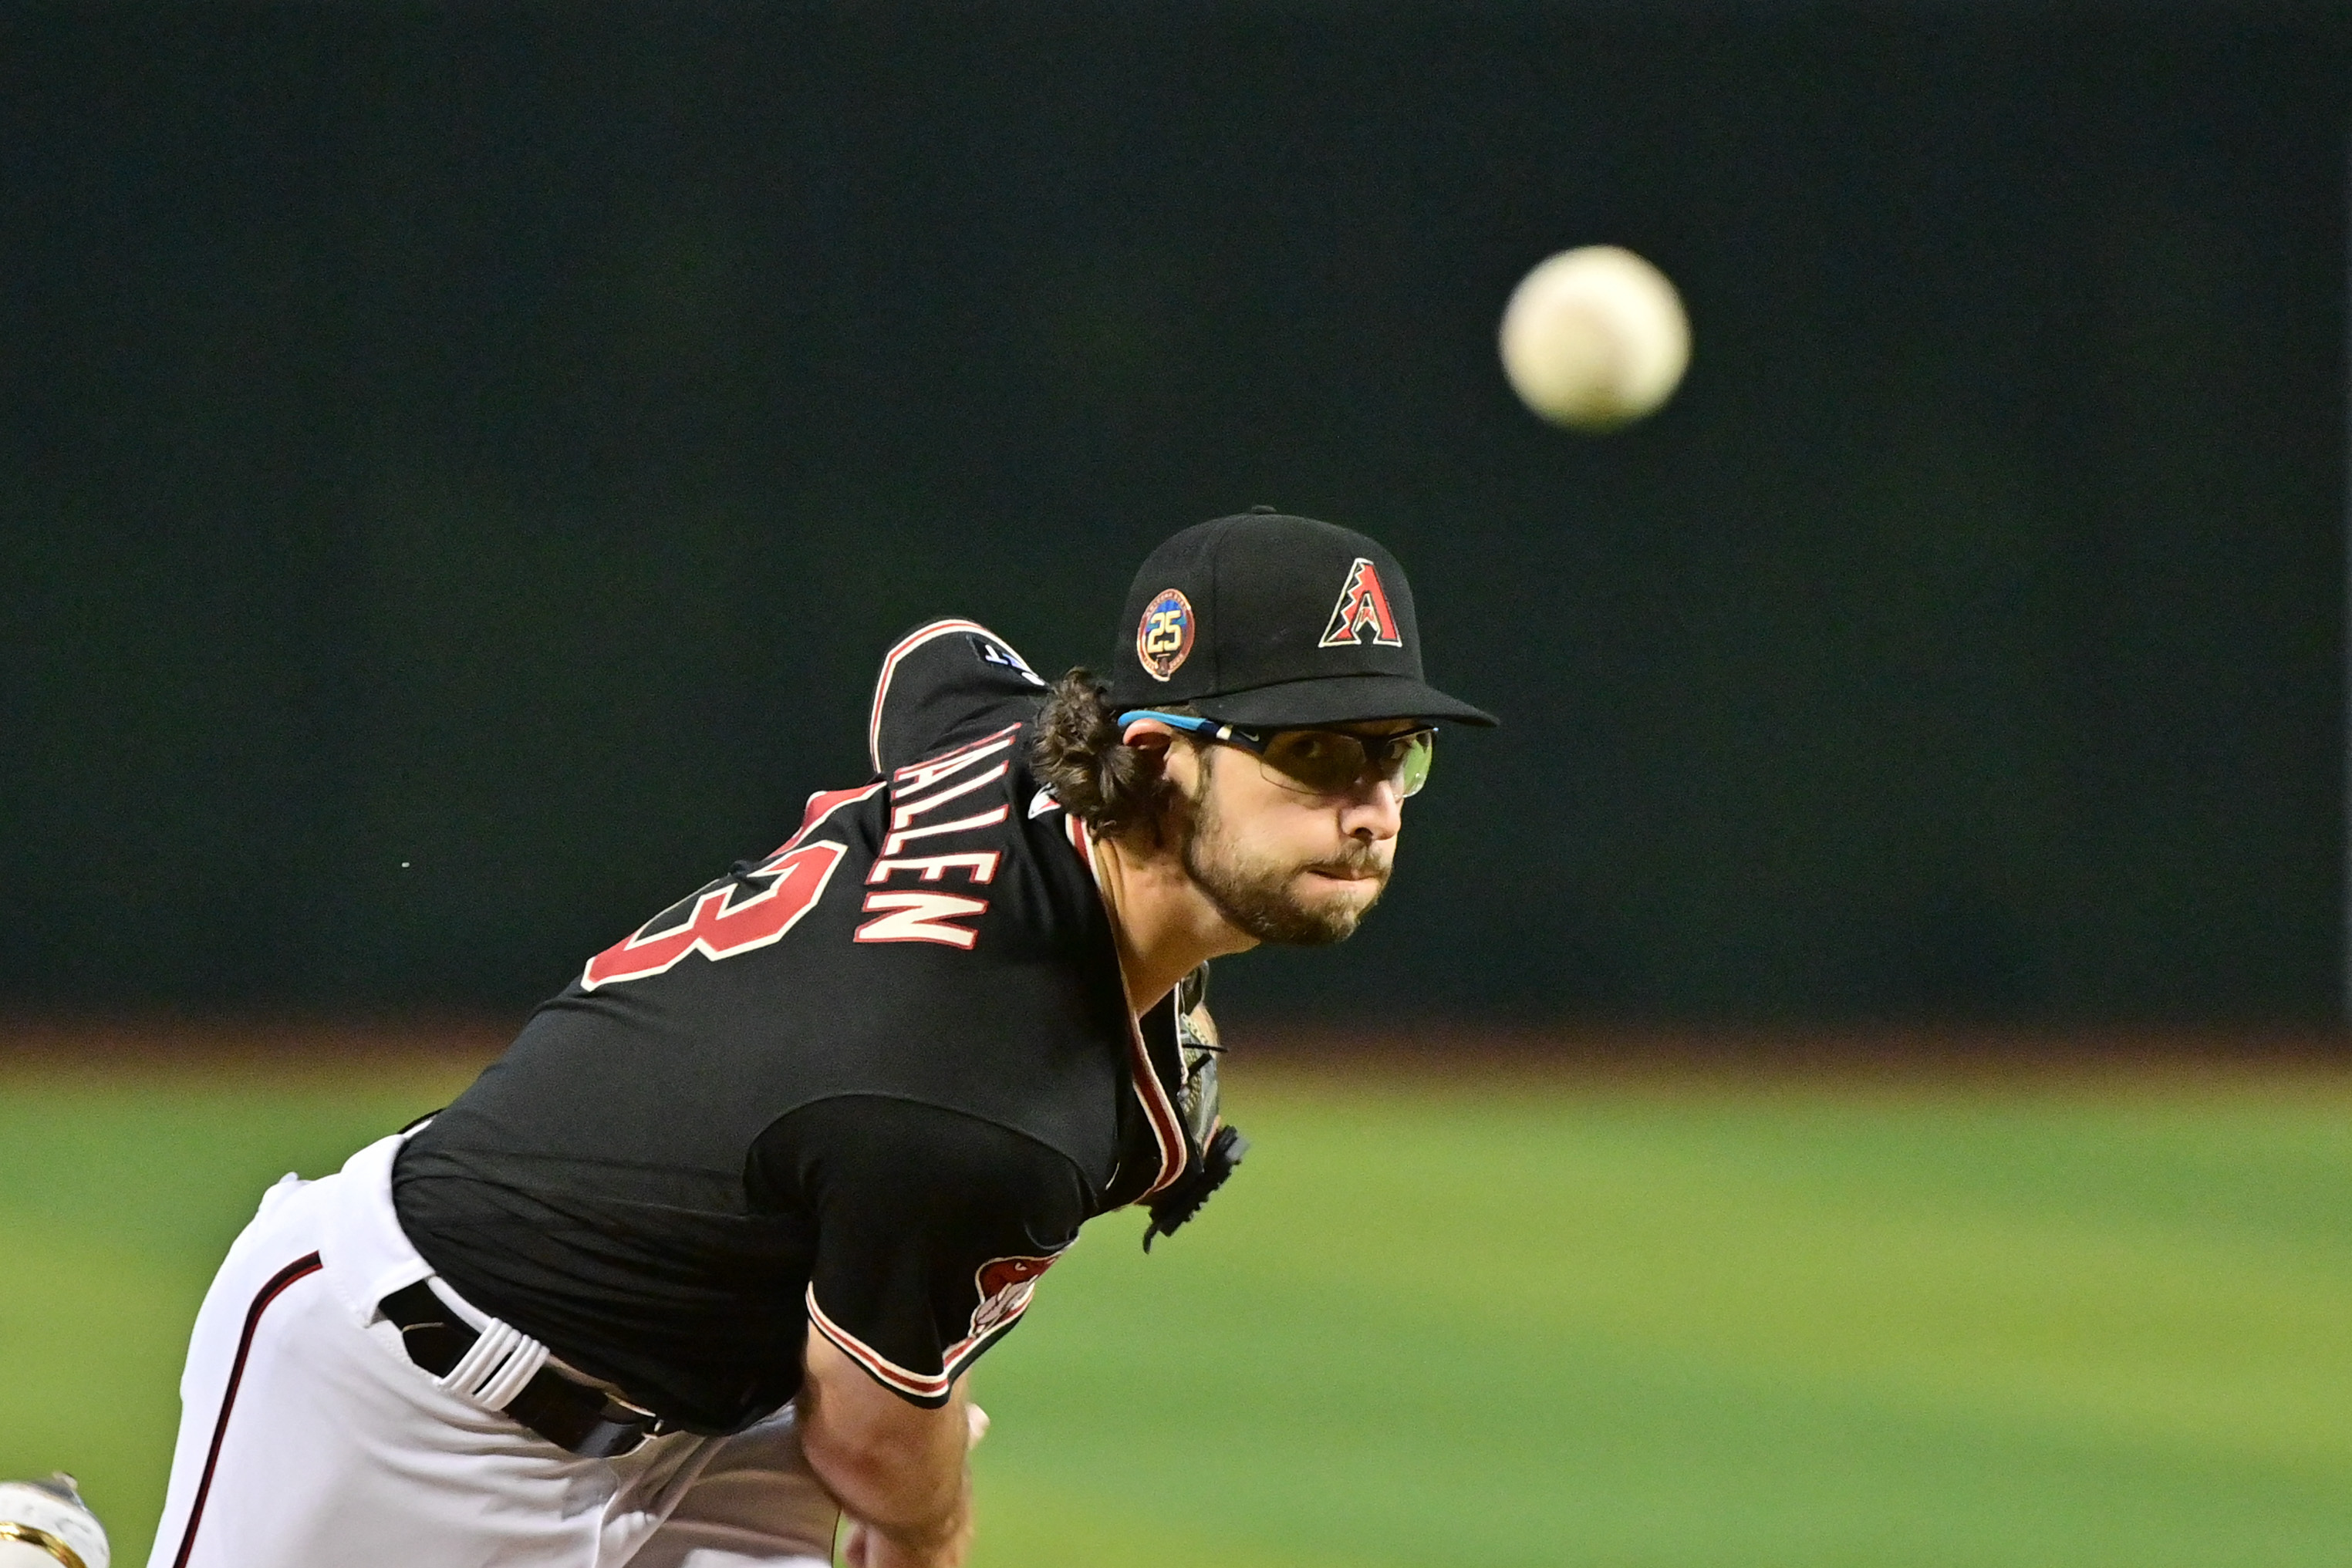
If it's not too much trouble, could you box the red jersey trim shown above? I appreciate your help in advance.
[781,780,889,853]
[867,619,996,774]
[1068,817,1188,1202]
[805,1282,1036,1404]
[167,1252,324,1568]
[807,1286,953,1401]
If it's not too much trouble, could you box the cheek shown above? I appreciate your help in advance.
[1213,784,1340,867]
[1160,742,1206,802]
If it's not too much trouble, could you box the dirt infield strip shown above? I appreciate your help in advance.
[5,1012,2348,1092]
[0,1013,515,1080]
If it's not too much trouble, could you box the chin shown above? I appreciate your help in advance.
[1270,913,1361,948]
[1285,881,1385,942]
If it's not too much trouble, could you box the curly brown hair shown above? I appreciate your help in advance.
[1030,668,1193,841]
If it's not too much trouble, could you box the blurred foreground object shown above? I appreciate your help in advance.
[0,1475,109,1568]
[1499,244,1690,430]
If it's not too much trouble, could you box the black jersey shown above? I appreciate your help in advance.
[391,620,1198,1434]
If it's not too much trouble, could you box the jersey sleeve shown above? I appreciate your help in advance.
[868,619,1050,775]
[751,1095,1090,1407]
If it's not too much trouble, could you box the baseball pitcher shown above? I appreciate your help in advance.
[146,511,1493,1568]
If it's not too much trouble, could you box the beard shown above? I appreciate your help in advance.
[1176,757,1391,946]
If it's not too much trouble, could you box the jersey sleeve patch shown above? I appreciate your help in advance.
[967,1253,1058,1340]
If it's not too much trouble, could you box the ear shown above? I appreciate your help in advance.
[1119,717,1179,769]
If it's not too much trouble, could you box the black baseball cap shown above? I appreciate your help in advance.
[1108,511,1497,729]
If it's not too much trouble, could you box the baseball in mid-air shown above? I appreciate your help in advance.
[1498,245,1690,432]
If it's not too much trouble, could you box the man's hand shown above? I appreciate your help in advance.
[798,1325,978,1568]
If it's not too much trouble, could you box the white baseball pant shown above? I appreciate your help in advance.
[145,1133,839,1568]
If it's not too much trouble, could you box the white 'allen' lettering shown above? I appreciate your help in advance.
[867,852,1001,885]
[865,728,1017,948]
[882,806,1008,858]
[892,730,1018,794]
[891,761,1009,830]
[855,892,992,949]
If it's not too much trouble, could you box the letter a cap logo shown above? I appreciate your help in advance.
[1318,557,1404,648]
[1104,511,1497,730]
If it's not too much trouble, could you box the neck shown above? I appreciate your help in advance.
[1089,829,1256,1015]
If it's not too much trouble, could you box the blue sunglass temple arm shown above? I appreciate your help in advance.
[1119,710,1262,750]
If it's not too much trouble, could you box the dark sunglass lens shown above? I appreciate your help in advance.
[1257,729,1436,797]
[1260,730,1362,794]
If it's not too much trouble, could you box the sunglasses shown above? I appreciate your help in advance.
[1125,711,1436,799]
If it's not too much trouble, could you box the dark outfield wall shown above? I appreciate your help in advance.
[2,7,2347,1025]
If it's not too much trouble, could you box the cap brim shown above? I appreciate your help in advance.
[1181,673,1498,729]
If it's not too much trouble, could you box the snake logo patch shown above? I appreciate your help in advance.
[969,1253,1060,1340]
[1135,588,1195,682]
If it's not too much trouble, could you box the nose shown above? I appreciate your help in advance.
[1339,777,1404,841]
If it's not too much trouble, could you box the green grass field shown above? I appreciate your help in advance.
[2,1054,2347,1566]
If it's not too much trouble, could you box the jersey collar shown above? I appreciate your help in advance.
[1065,814,1189,1202]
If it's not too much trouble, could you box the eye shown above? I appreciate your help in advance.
[1286,733,1345,765]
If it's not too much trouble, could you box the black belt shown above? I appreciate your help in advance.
[380,1280,661,1459]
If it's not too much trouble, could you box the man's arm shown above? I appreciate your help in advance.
[798,1326,974,1568]
[755,1098,1085,1566]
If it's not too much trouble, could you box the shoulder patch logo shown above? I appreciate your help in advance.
[1136,588,1196,682]
[969,1253,1061,1340]
[966,632,1046,686]
[1318,557,1404,648]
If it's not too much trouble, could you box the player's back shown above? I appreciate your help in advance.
[391,621,1188,1432]
[412,712,1134,1186]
